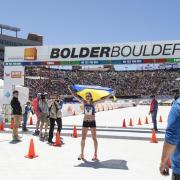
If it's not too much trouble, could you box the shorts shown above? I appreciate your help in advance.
[39,112,49,123]
[83,120,96,128]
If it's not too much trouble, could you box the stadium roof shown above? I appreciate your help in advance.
[0,24,20,32]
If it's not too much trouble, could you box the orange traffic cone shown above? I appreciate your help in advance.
[138,117,142,125]
[54,131,61,147]
[10,118,14,129]
[159,115,163,123]
[167,159,171,168]
[145,116,149,124]
[0,121,5,131]
[151,129,158,143]
[129,118,133,126]
[25,138,38,159]
[122,119,126,128]
[29,117,33,125]
[72,126,78,138]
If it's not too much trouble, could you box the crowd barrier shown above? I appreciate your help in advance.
[62,102,132,117]
[0,101,134,122]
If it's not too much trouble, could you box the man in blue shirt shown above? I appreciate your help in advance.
[160,98,180,179]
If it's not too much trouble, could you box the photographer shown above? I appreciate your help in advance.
[39,93,49,140]
[48,96,63,144]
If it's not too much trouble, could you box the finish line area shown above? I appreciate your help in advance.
[0,105,170,180]
[1,41,178,180]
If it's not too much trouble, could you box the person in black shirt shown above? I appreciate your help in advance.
[10,90,22,141]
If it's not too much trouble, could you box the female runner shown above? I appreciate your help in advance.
[69,87,111,161]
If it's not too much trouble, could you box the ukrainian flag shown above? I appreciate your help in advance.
[70,84,114,102]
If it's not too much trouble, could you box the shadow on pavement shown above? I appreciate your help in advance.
[9,140,22,144]
[75,159,129,170]
[0,139,11,143]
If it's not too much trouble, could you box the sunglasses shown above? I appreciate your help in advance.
[86,96,91,98]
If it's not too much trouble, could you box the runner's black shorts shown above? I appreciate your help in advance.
[82,120,96,128]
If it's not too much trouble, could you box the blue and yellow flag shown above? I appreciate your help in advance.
[70,84,114,102]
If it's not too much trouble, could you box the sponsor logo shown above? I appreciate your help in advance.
[8,57,23,60]
[24,48,37,60]
[11,71,22,78]
[50,43,180,59]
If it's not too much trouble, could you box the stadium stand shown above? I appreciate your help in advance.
[23,67,180,98]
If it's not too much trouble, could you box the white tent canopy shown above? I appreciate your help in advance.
[0,79,29,107]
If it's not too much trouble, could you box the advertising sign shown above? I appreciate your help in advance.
[3,40,180,105]
[3,66,24,104]
[4,40,180,65]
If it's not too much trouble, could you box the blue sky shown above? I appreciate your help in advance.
[0,0,180,45]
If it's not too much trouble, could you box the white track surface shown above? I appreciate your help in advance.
[0,105,172,180]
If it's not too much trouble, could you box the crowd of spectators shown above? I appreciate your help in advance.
[0,64,179,98]
[24,67,180,99]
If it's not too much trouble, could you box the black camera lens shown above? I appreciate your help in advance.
[41,95,45,99]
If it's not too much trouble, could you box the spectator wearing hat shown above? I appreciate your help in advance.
[48,96,63,144]
[39,94,49,139]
